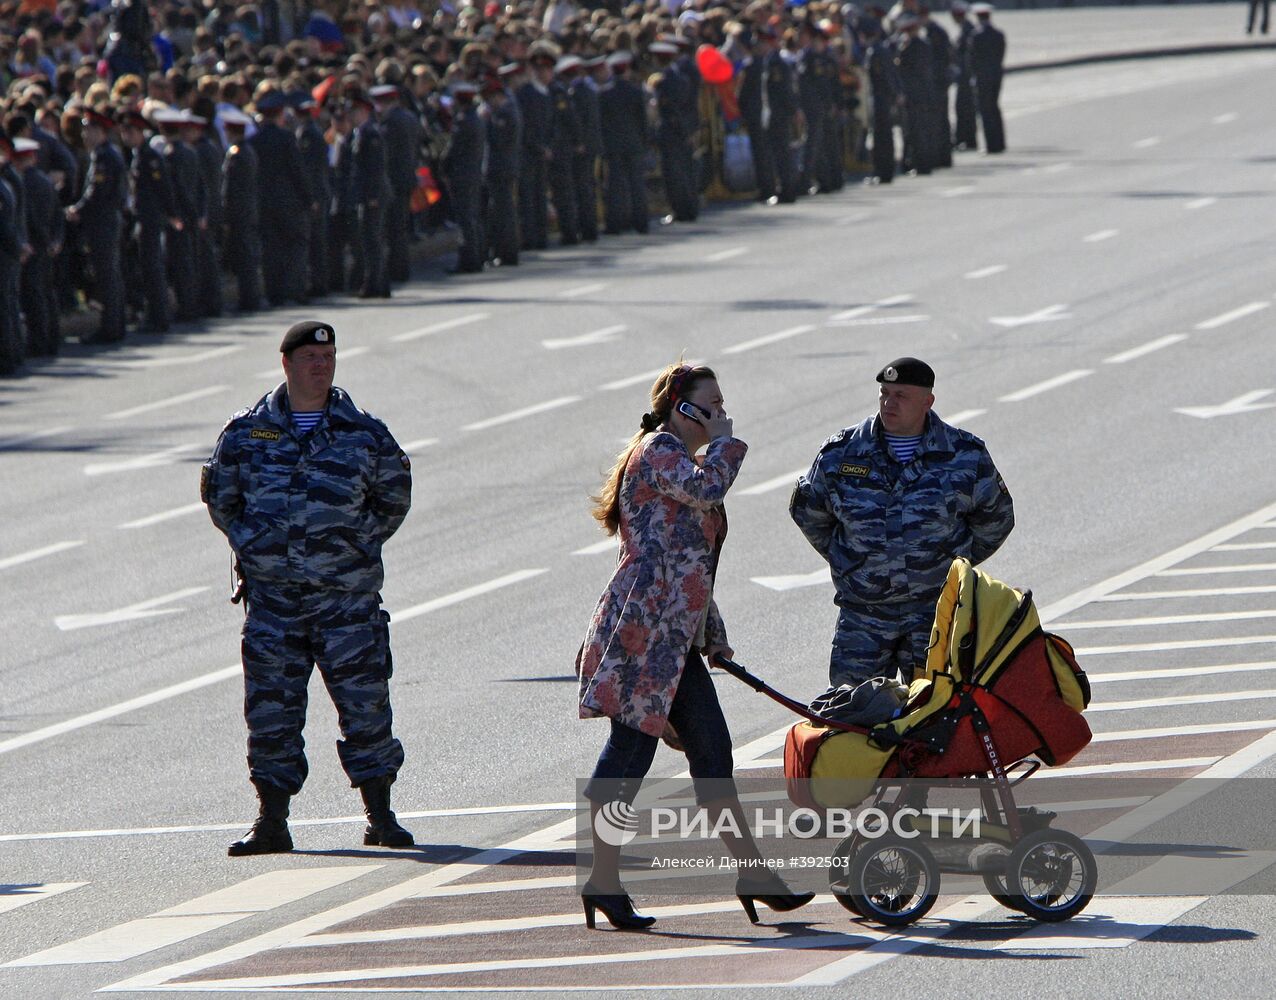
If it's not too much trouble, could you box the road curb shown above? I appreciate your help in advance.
[1008,38,1276,73]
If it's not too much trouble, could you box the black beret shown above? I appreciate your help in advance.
[280,320,336,354]
[876,357,935,389]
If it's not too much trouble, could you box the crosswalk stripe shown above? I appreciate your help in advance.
[4,867,377,967]
[1089,689,1276,712]
[1088,661,1276,684]
[1062,609,1276,628]
[996,896,1209,950]
[1076,635,1276,655]
[0,882,85,916]
[1092,719,1276,742]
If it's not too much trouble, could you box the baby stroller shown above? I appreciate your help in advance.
[716,557,1097,927]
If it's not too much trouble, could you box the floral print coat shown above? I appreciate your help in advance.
[578,431,748,736]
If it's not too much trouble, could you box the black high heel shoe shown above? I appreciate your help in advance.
[581,883,656,930]
[736,874,816,924]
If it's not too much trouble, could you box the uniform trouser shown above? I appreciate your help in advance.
[0,258,22,372]
[830,600,935,687]
[135,217,170,331]
[450,182,484,272]
[818,112,845,191]
[261,209,308,305]
[226,225,262,312]
[659,137,698,220]
[168,223,198,320]
[583,651,736,807]
[1247,0,1270,32]
[20,252,56,355]
[84,219,125,342]
[196,225,222,317]
[307,203,329,295]
[385,191,411,283]
[766,123,799,201]
[800,107,825,191]
[241,588,405,795]
[871,113,896,181]
[519,156,549,250]
[572,153,599,240]
[358,202,388,296]
[975,75,1005,153]
[902,97,935,173]
[603,152,648,233]
[548,154,579,243]
[328,210,356,292]
[933,85,953,166]
[954,80,978,147]
[483,174,520,261]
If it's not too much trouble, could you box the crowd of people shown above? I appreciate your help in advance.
[0,0,1008,377]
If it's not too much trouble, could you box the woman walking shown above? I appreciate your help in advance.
[576,362,814,930]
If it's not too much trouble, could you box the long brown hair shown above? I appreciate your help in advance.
[590,362,717,536]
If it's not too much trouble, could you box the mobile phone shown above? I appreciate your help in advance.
[677,401,709,423]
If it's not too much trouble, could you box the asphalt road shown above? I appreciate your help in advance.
[2,45,1275,1000]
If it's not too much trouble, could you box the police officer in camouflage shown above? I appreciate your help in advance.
[790,358,1014,686]
[202,321,414,855]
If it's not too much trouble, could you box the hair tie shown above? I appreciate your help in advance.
[667,365,693,404]
[640,412,660,433]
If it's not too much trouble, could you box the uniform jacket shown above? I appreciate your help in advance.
[130,139,178,224]
[22,166,63,253]
[578,432,747,737]
[971,24,1006,82]
[569,79,603,158]
[485,94,523,180]
[443,101,486,190]
[297,119,332,205]
[0,177,20,260]
[516,82,554,160]
[790,412,1014,607]
[381,105,423,197]
[653,69,691,143]
[195,134,225,228]
[1,163,27,246]
[598,76,648,157]
[165,138,206,225]
[352,119,391,206]
[250,121,313,217]
[201,384,412,595]
[548,81,580,157]
[222,140,259,233]
[72,141,126,230]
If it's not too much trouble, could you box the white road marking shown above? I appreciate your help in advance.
[0,540,84,572]
[1043,162,1073,174]
[704,246,749,262]
[1185,197,1218,210]
[1195,301,1269,330]
[572,538,618,556]
[752,569,828,591]
[1213,542,1276,551]
[0,802,575,845]
[941,185,976,197]
[965,265,1007,279]
[1089,689,1276,713]
[989,303,1071,328]
[0,664,241,758]
[392,569,549,623]
[1092,719,1276,743]
[600,367,667,391]
[1213,112,1238,125]
[1035,756,1220,778]
[391,312,489,342]
[722,324,816,355]
[462,396,581,431]
[4,868,377,967]
[1083,229,1119,243]
[112,345,245,369]
[944,408,988,425]
[829,293,913,322]
[1077,635,1276,656]
[1100,583,1276,598]
[737,467,806,497]
[557,282,606,297]
[1062,608,1276,629]
[997,896,1207,950]
[1176,389,1276,419]
[836,211,874,225]
[54,586,210,632]
[999,369,1093,402]
[542,323,626,350]
[1159,561,1276,575]
[0,424,75,449]
[84,443,200,477]
[1132,136,1161,149]
[0,883,85,915]
[103,386,229,421]
[1104,334,1187,364]
[833,314,930,327]
[1088,661,1276,684]
[117,503,205,530]
[399,437,439,452]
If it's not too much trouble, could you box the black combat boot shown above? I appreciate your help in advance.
[227,781,293,857]
[359,775,414,848]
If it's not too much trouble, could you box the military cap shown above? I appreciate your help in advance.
[554,54,583,74]
[10,136,39,157]
[649,41,678,55]
[950,0,970,11]
[450,80,479,98]
[346,89,376,111]
[285,91,315,110]
[480,73,504,97]
[255,90,288,113]
[280,320,336,354]
[895,12,920,29]
[369,83,400,101]
[606,50,633,67]
[221,107,253,128]
[582,55,606,69]
[179,109,208,126]
[971,2,993,13]
[876,357,935,389]
[116,106,149,129]
[152,107,184,126]
[81,107,115,130]
[498,62,523,77]
[754,23,778,40]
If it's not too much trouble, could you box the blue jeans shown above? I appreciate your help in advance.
[585,652,737,807]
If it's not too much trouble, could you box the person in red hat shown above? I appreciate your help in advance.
[66,109,127,344]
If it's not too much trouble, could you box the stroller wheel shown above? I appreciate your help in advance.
[828,834,862,916]
[845,835,940,927]
[1005,829,1096,922]
[981,871,1025,913]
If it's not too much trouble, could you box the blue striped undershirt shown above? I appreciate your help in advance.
[884,433,923,463]
[291,411,323,434]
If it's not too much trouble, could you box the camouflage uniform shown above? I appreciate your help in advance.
[790,411,1014,685]
[202,383,411,794]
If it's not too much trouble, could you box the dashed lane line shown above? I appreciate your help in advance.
[391,312,489,342]
[704,246,750,263]
[573,538,618,556]
[944,408,987,425]
[964,265,1007,279]
[83,444,201,477]
[391,569,549,623]
[1063,609,1276,629]
[0,540,84,571]
[117,503,205,530]
[1195,301,1269,330]
[998,369,1093,403]
[1184,197,1218,211]
[462,396,582,431]
[542,324,626,350]
[1213,112,1239,124]
[1132,136,1161,149]
[737,468,805,497]
[557,282,607,298]
[1104,334,1187,364]
[0,424,75,450]
[1083,229,1119,243]
[103,386,229,421]
[722,324,816,355]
